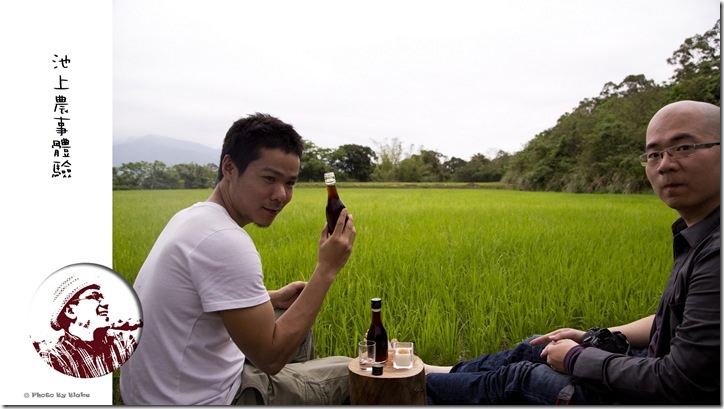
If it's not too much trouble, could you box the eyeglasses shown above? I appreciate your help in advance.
[639,142,720,167]
[72,292,105,303]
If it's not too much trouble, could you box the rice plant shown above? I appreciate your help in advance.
[113,187,676,365]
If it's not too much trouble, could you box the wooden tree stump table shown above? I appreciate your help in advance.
[348,355,427,405]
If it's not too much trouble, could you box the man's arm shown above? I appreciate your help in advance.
[221,210,355,375]
[268,281,306,309]
[532,314,653,348]
[572,250,720,404]
[609,314,654,349]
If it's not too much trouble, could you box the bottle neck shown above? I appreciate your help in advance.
[370,308,383,325]
[327,185,340,198]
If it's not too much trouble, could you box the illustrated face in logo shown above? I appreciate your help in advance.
[31,263,144,378]
[66,288,111,333]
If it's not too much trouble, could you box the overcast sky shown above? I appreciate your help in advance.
[113,0,718,161]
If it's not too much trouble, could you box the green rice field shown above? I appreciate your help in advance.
[113,186,678,365]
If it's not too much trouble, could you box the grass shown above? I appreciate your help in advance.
[112,186,677,402]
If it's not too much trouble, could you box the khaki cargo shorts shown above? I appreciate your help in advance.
[233,309,351,405]
[234,356,351,405]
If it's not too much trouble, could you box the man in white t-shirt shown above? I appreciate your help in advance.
[119,113,356,405]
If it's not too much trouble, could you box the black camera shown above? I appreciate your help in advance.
[580,327,631,355]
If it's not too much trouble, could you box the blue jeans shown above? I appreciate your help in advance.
[426,336,615,404]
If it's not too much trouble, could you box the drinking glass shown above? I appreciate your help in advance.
[358,340,376,368]
[393,341,414,369]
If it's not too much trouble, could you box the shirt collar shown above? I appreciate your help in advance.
[672,206,720,248]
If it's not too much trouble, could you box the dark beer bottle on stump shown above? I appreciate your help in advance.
[366,297,388,363]
[324,172,346,235]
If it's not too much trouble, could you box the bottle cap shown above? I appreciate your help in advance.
[372,363,383,376]
[371,298,382,309]
[323,172,336,185]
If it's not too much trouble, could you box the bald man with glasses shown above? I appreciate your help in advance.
[425,101,720,405]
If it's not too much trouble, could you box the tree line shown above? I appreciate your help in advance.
[114,20,719,193]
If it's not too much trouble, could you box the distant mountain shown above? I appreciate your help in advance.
[113,135,220,167]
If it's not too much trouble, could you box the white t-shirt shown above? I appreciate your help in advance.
[120,202,270,405]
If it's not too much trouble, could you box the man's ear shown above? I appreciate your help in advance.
[221,154,236,179]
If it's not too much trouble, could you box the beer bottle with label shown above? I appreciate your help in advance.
[366,297,388,363]
[324,172,346,235]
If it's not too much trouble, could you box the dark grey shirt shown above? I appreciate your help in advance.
[572,207,720,404]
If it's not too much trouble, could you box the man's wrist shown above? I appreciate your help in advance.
[564,345,585,374]
[312,263,338,283]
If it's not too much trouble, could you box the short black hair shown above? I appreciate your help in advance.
[217,113,304,182]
